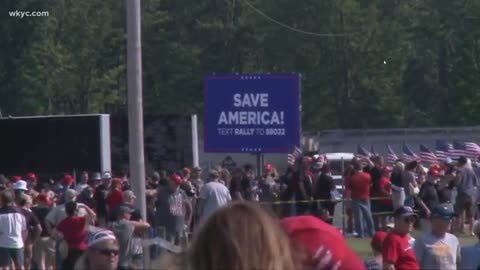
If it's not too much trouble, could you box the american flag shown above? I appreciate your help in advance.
[451,141,467,159]
[465,142,480,160]
[403,143,420,162]
[419,144,438,164]
[370,145,378,156]
[386,144,398,164]
[435,140,453,160]
[357,144,371,158]
[287,146,302,165]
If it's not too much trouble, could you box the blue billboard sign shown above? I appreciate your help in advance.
[204,74,301,153]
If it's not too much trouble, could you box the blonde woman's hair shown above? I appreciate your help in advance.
[219,168,231,179]
[219,169,231,186]
[188,202,296,270]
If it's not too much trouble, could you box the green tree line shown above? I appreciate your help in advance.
[2,0,480,131]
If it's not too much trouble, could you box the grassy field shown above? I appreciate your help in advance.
[346,231,478,259]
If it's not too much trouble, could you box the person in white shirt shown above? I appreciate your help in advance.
[75,171,90,193]
[414,203,460,270]
[45,189,88,229]
[0,190,27,270]
[197,170,231,223]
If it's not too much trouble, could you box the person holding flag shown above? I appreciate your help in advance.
[287,146,302,166]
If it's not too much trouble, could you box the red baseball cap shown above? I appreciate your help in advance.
[428,169,442,177]
[25,172,37,182]
[11,176,21,182]
[264,164,273,171]
[281,216,365,270]
[370,231,387,250]
[430,164,441,171]
[182,168,191,175]
[169,174,182,185]
[62,175,74,186]
[382,166,393,173]
[36,193,52,206]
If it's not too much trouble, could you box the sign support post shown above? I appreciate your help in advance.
[255,152,264,178]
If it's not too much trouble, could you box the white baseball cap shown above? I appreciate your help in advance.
[385,221,394,229]
[102,172,112,179]
[394,161,405,170]
[88,230,117,248]
[64,189,77,202]
[12,180,28,191]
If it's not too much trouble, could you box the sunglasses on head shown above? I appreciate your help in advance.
[96,248,119,256]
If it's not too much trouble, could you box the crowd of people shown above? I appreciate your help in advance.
[0,152,480,269]
[342,155,480,237]
[342,154,480,270]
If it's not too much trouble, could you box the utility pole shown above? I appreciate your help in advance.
[191,114,199,167]
[126,0,147,262]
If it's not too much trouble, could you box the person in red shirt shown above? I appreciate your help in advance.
[377,167,394,229]
[347,161,374,238]
[106,179,124,218]
[55,201,96,270]
[281,215,366,270]
[382,206,420,270]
